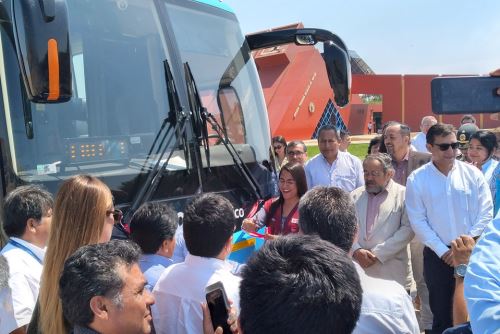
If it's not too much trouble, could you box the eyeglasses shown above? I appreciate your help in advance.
[433,142,459,151]
[363,170,383,177]
[106,209,123,223]
[273,145,283,150]
[287,150,305,156]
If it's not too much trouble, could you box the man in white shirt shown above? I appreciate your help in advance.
[152,194,240,334]
[299,186,420,334]
[305,125,364,192]
[0,185,53,334]
[406,123,493,334]
[412,116,437,153]
[339,129,352,152]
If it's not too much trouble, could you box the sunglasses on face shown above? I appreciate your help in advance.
[433,142,459,151]
[273,145,283,150]
[106,209,123,223]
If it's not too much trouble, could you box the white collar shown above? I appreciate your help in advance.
[10,237,46,260]
[184,254,232,271]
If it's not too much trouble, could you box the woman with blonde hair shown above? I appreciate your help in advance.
[28,175,116,334]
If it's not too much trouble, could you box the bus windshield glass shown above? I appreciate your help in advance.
[2,0,269,184]
[163,0,269,154]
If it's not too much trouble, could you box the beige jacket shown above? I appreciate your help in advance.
[351,180,414,288]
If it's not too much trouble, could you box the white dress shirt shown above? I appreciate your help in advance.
[0,286,18,334]
[171,225,189,265]
[0,237,45,331]
[411,132,428,153]
[152,254,241,334]
[305,151,364,192]
[406,160,493,257]
[352,262,420,334]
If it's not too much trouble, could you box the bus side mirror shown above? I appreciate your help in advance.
[244,28,352,107]
[13,0,72,103]
[322,41,351,107]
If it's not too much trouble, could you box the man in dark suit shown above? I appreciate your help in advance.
[383,121,432,333]
[383,122,431,186]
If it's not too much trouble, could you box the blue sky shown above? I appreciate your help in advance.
[223,0,500,75]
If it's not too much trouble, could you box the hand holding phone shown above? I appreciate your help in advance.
[205,281,231,333]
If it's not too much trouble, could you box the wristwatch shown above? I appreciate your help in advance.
[454,264,468,278]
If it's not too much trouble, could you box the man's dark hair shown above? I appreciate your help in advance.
[183,194,235,257]
[426,123,455,145]
[2,185,53,237]
[339,129,350,140]
[298,187,357,252]
[317,124,340,141]
[286,140,307,153]
[59,240,141,327]
[130,202,178,254]
[239,235,362,334]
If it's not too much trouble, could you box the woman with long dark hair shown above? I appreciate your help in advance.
[242,162,307,239]
[269,136,288,173]
[468,130,499,215]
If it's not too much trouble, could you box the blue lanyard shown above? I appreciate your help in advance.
[8,239,43,265]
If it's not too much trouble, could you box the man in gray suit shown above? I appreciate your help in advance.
[351,153,414,289]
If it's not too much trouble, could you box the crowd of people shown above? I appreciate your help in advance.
[0,115,499,334]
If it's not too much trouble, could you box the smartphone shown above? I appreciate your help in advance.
[205,281,231,333]
[431,76,500,114]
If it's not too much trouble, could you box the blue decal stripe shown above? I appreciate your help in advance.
[190,0,234,13]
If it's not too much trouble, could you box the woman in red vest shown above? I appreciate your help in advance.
[242,162,307,239]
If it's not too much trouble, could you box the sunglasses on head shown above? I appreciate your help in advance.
[106,209,123,223]
[433,142,460,151]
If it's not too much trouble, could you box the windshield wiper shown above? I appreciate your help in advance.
[124,59,190,223]
[184,63,262,199]
[140,60,181,172]
[184,62,210,170]
[203,109,263,200]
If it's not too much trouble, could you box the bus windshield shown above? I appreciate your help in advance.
[2,0,269,184]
